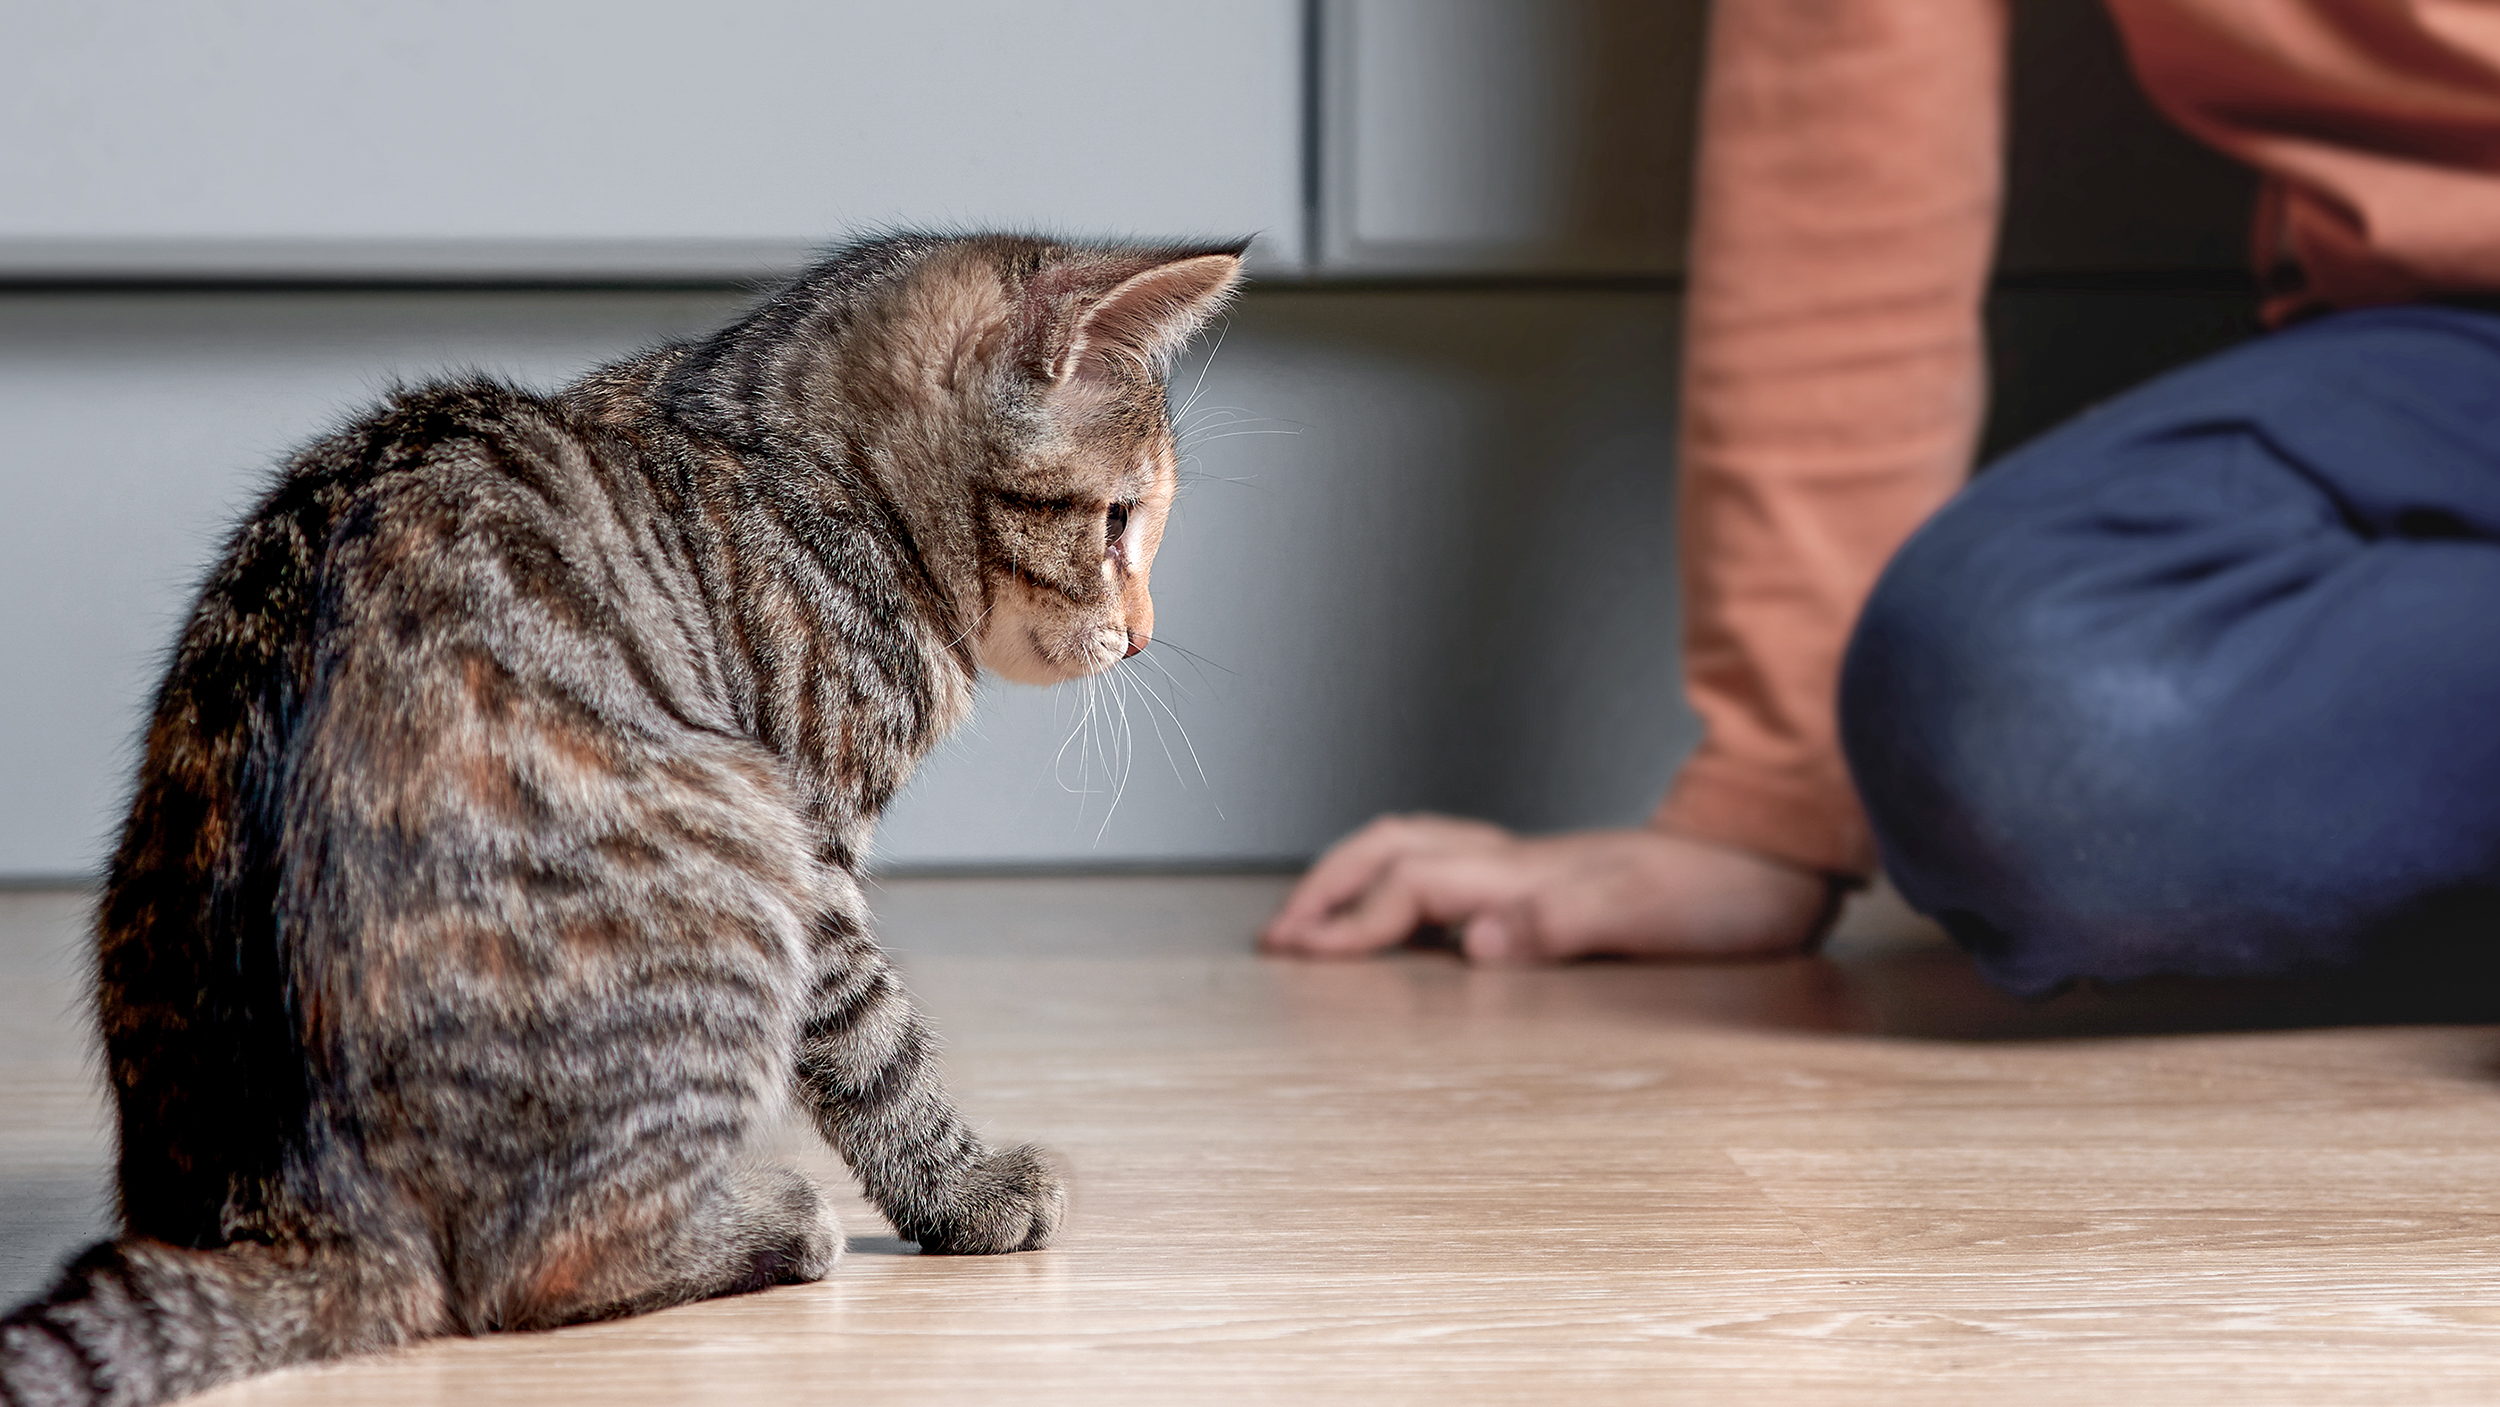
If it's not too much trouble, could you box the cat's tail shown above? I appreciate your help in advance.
[0,1236,436,1407]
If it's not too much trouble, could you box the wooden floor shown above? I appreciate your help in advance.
[8,876,2500,1404]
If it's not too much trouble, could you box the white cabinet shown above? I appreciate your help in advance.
[0,1,1307,276]
[1316,0,1705,276]
[0,0,2246,283]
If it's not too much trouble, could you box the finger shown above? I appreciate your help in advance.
[1291,853,1516,956]
[1273,862,1429,956]
[1262,814,1497,944]
[1261,835,1401,949]
[1459,902,1540,965]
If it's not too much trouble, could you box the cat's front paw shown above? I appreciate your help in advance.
[914,1145,1065,1255]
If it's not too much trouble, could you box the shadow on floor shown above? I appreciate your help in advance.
[1819,944,2500,1042]
[1266,935,2500,1046]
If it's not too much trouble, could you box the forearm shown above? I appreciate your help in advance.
[1656,0,2008,878]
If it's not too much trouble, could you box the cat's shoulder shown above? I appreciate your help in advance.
[266,374,642,532]
[319,374,599,479]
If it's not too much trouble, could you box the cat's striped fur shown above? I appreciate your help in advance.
[0,233,1244,1407]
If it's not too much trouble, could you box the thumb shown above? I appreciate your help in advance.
[1460,901,1540,965]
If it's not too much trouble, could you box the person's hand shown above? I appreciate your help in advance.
[1258,814,1836,964]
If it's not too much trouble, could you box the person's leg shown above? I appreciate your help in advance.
[1841,304,2500,994]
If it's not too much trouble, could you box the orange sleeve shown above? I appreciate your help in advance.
[1651,0,2007,878]
[2104,0,2500,324]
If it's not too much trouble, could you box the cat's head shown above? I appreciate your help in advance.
[731,234,1247,686]
[961,240,1243,685]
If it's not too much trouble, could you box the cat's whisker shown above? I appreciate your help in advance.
[1176,419,1300,451]
[1086,674,1110,810]
[1093,670,1139,844]
[1176,403,1295,431]
[1176,405,1274,426]
[1173,464,1268,490]
[1121,673,1139,782]
[1121,662,1211,790]
[1170,317,1232,427]
[1129,647,1201,707]
[1087,674,1115,821]
[1178,426,1304,451]
[1141,650,1211,697]
[1174,400,1263,430]
[939,600,995,656]
[1088,673,1113,817]
[1051,674,1103,801]
[1087,682,1110,840]
[1140,635,1234,687]
[1117,661,1195,789]
[1076,676,1097,822]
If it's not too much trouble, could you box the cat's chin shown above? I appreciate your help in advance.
[973,628,1119,686]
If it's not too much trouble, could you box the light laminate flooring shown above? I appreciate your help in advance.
[6,876,2500,1404]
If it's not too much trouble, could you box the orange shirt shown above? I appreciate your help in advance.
[1653,0,2500,877]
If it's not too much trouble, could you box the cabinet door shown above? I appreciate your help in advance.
[1317,0,1706,277]
[0,1,1305,277]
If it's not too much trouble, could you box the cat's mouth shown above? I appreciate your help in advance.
[1092,625,1138,668]
[1045,624,1136,679]
[973,613,1129,685]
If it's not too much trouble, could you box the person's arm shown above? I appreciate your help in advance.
[1657,0,2006,879]
[1264,0,2006,961]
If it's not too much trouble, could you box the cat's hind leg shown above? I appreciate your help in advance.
[792,910,1063,1255]
[482,1162,841,1331]
[662,1161,845,1299]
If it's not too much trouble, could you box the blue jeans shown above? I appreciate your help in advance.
[1841,304,2500,994]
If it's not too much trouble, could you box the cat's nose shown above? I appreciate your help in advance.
[1124,631,1147,658]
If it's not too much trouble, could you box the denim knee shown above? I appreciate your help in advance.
[1841,494,2424,993]
[1842,306,2500,992]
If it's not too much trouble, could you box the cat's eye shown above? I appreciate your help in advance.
[1105,502,1130,549]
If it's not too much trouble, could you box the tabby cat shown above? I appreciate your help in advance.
[0,232,1246,1407]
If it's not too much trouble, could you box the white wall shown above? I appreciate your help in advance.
[0,287,1694,878]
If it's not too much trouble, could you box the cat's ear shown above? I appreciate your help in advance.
[1037,251,1245,386]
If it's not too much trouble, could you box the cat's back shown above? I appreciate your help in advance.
[181,376,659,677]
[101,373,816,1247]
[110,367,773,943]
[271,375,793,898]
[197,373,774,887]
[140,374,718,810]
[289,375,670,647]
